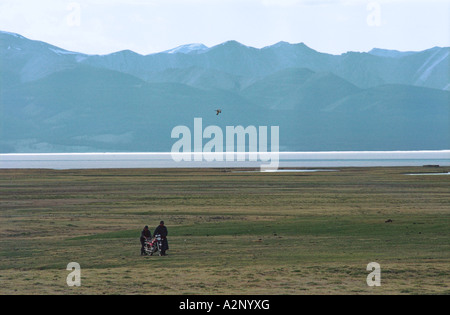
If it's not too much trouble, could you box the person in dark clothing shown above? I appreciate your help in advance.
[140,225,152,256]
[154,221,169,256]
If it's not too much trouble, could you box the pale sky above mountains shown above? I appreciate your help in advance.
[0,0,448,55]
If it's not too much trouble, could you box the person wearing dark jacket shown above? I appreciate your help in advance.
[154,221,169,256]
[140,226,152,256]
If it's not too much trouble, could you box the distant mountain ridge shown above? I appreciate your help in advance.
[0,31,448,153]
[2,30,449,90]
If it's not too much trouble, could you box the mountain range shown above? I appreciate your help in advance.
[0,30,448,153]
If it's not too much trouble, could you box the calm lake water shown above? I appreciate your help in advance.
[0,151,449,169]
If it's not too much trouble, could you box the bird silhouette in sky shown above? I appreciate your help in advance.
[215,109,222,116]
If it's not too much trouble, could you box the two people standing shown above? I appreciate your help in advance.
[140,221,169,256]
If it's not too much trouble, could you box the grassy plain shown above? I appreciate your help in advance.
[0,167,449,294]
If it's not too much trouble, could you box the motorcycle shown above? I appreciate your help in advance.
[144,234,163,256]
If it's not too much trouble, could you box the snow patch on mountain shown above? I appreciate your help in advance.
[415,50,449,83]
[164,43,209,54]
[0,30,25,39]
[48,47,79,55]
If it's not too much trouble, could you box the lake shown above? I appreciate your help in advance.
[0,151,449,169]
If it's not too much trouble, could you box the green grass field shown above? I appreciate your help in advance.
[0,167,449,294]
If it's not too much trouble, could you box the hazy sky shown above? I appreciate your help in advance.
[0,0,448,55]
